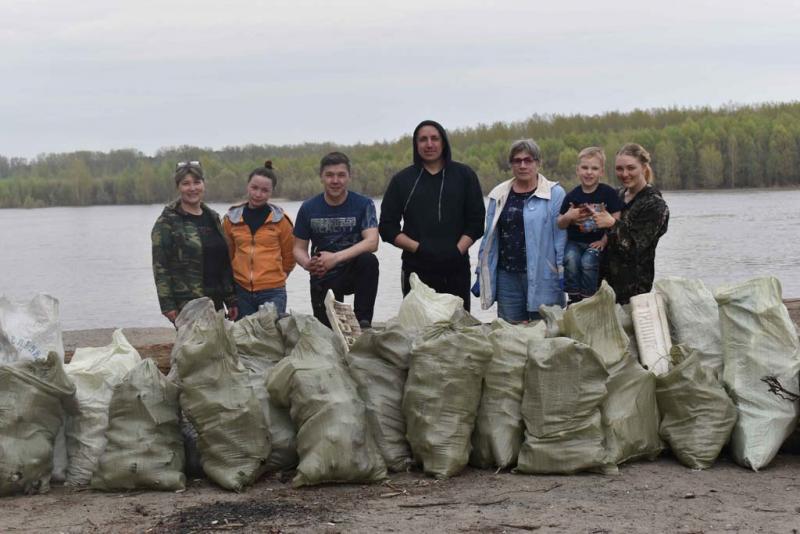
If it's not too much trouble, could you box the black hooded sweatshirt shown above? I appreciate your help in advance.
[379,120,485,274]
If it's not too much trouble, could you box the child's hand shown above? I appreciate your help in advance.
[565,203,589,224]
[589,239,606,251]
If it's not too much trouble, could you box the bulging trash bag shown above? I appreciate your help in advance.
[715,276,800,471]
[91,359,185,491]
[471,321,545,469]
[345,320,414,472]
[538,305,565,338]
[517,338,613,475]
[0,294,64,363]
[403,322,493,478]
[64,329,141,486]
[654,277,723,373]
[560,281,629,368]
[397,273,463,331]
[268,314,387,487]
[0,352,77,496]
[174,302,270,491]
[167,297,223,478]
[655,345,737,469]
[277,313,341,358]
[232,305,298,472]
[602,355,662,465]
[234,304,285,363]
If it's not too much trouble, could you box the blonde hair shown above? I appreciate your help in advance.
[616,143,654,184]
[577,146,606,167]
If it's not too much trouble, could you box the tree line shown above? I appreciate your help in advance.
[1,101,799,208]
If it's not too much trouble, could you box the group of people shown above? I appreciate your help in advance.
[151,119,670,327]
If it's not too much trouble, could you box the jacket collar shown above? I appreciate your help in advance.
[166,199,213,217]
[225,202,284,224]
[488,174,557,201]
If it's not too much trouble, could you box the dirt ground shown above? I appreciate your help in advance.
[6,309,800,534]
[3,455,800,534]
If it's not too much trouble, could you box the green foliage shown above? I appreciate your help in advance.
[1,102,799,208]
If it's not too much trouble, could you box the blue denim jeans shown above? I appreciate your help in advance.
[236,284,287,318]
[564,241,601,301]
[496,269,541,323]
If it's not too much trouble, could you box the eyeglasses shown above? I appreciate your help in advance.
[511,157,536,166]
[176,160,201,171]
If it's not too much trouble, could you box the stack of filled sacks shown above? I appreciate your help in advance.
[233,304,297,473]
[345,320,414,472]
[63,329,142,486]
[560,282,662,467]
[651,277,737,469]
[0,352,77,496]
[0,295,77,496]
[172,298,270,492]
[403,319,493,478]
[268,314,387,487]
[654,345,737,470]
[91,358,186,491]
[470,320,545,470]
[714,277,800,471]
[516,337,613,474]
[511,282,661,475]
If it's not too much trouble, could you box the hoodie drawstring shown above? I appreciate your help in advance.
[403,167,446,223]
[402,167,424,216]
[438,168,445,222]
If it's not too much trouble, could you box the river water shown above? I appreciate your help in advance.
[1,189,798,330]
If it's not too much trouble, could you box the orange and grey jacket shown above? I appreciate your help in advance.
[223,202,296,292]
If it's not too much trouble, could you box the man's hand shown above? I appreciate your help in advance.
[309,251,339,277]
[163,309,178,323]
[226,305,238,322]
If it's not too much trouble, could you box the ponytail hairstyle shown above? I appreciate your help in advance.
[616,143,654,184]
[248,160,278,188]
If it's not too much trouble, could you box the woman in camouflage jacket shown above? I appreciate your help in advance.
[593,144,669,304]
[151,162,237,323]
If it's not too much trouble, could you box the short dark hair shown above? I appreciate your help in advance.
[248,160,277,188]
[174,168,203,185]
[319,152,351,174]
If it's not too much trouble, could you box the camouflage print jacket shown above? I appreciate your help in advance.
[602,185,669,304]
[151,200,236,313]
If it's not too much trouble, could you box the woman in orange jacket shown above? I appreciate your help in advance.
[223,161,296,317]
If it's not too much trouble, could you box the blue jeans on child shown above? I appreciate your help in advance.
[496,269,542,323]
[563,241,601,301]
[236,284,288,317]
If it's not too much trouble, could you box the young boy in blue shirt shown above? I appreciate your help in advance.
[557,147,622,304]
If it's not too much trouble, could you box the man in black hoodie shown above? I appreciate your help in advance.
[379,120,485,311]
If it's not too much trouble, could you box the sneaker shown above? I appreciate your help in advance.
[358,319,372,330]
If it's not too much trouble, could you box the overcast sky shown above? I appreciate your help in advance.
[1,0,798,159]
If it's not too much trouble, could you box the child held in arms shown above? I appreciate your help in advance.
[557,147,622,304]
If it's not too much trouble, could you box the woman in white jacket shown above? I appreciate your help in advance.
[477,139,567,322]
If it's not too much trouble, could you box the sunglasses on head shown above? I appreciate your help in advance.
[176,160,201,171]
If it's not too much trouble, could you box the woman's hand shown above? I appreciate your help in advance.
[593,208,616,229]
[589,237,607,251]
